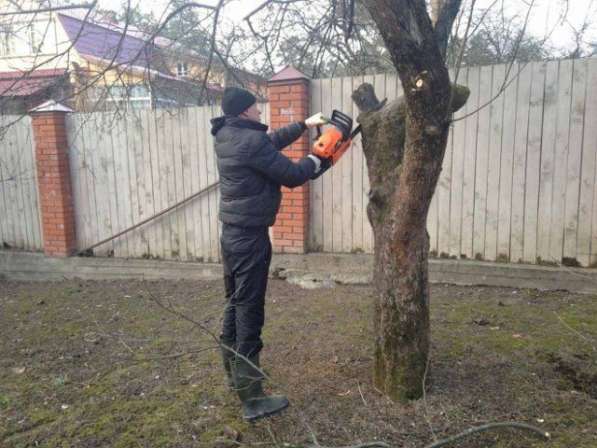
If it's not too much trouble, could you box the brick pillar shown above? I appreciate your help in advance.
[30,100,77,257]
[268,66,310,254]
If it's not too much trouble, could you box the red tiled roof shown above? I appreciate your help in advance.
[269,66,308,82]
[0,69,68,97]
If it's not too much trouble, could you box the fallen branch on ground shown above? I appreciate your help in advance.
[423,421,550,448]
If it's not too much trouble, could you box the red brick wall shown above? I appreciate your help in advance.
[31,111,77,257]
[268,77,310,253]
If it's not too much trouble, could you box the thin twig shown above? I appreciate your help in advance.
[310,443,390,448]
[423,421,550,448]
[554,312,596,352]
[421,353,437,441]
[266,423,281,448]
[0,2,96,16]
[357,381,367,406]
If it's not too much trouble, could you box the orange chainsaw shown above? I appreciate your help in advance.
[312,110,361,165]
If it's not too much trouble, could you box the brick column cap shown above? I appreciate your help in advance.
[29,100,73,114]
[268,65,309,84]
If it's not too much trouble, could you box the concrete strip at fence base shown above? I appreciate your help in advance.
[1,250,597,294]
[0,251,223,282]
[272,253,597,294]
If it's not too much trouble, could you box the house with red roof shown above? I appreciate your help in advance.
[0,3,264,114]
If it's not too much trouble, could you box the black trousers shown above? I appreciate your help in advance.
[220,224,272,357]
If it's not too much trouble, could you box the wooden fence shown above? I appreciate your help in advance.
[310,58,597,266]
[2,59,597,267]
[64,102,269,261]
[0,115,43,251]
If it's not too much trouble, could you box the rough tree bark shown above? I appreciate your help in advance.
[353,0,469,401]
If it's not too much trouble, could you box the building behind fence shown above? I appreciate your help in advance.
[1,58,597,267]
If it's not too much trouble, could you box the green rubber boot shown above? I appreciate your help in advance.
[220,345,235,390]
[231,354,289,421]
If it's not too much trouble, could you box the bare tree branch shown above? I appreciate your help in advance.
[423,422,550,448]
[0,2,96,17]
[434,0,464,57]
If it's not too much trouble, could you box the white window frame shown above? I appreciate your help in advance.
[28,23,39,54]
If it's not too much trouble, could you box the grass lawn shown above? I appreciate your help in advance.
[1,278,596,447]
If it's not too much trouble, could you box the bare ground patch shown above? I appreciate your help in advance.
[1,278,596,447]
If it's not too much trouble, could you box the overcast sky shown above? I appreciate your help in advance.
[98,0,597,59]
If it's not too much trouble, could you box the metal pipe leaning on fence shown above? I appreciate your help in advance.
[76,181,220,256]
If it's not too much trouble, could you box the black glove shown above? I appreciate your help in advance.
[309,155,331,180]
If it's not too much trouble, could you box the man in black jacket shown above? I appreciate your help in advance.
[211,87,330,421]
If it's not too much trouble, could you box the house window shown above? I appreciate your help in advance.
[104,84,151,110]
[176,62,188,77]
[0,26,13,56]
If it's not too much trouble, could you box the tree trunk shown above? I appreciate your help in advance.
[352,83,469,401]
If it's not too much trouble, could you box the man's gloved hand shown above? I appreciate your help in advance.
[307,154,332,180]
[305,112,329,128]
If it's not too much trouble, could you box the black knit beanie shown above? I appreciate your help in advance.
[221,87,257,116]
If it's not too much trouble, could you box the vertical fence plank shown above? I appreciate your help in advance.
[187,107,202,261]
[330,76,343,252]
[473,65,493,260]
[550,59,574,263]
[485,64,506,261]
[497,64,519,261]
[460,66,480,259]
[362,74,376,254]
[197,106,212,261]
[106,115,122,256]
[341,75,354,252]
[310,79,324,251]
[3,123,21,248]
[321,77,334,252]
[14,121,32,250]
[155,110,171,259]
[25,116,42,250]
[579,59,597,266]
[151,110,167,259]
[523,62,548,263]
[95,115,116,255]
[535,61,558,263]
[166,111,181,259]
[16,117,39,250]
[127,111,145,258]
[141,109,159,258]
[66,116,85,250]
[351,75,365,253]
[165,110,179,259]
[510,65,532,263]
[207,105,221,262]
[4,121,17,247]
[0,117,9,245]
[449,67,468,258]
[9,123,25,248]
[563,59,587,263]
[112,114,129,258]
[180,108,196,261]
[171,109,188,261]
[80,114,97,252]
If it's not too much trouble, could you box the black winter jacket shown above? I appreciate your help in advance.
[211,116,317,227]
